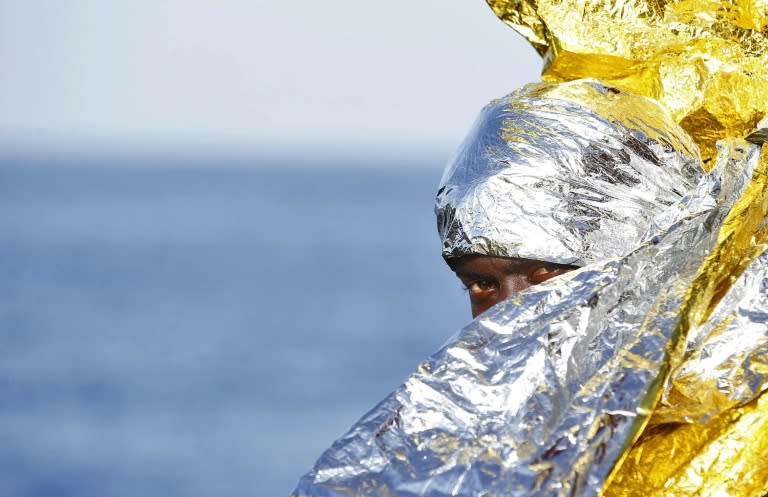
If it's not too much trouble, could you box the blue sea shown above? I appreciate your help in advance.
[0,160,470,496]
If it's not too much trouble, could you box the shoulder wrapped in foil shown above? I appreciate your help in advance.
[291,84,768,497]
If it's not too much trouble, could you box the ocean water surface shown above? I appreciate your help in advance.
[0,161,469,496]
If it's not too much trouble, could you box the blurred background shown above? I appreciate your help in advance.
[0,1,539,495]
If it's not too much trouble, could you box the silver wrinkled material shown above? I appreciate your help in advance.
[652,139,768,424]
[653,246,768,425]
[292,139,765,496]
[436,80,702,266]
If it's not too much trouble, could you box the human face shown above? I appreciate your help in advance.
[451,255,578,318]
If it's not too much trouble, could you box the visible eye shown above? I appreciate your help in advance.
[529,266,551,283]
[464,279,497,299]
[528,264,578,284]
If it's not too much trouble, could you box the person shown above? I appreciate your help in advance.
[434,79,700,317]
[291,79,768,497]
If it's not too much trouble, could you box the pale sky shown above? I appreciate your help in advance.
[0,0,541,162]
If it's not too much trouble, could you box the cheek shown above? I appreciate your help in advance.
[470,302,485,318]
[469,294,498,318]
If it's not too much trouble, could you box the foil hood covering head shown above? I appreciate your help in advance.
[435,80,701,266]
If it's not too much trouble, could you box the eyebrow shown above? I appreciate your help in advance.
[500,260,539,273]
[455,261,540,280]
[454,270,495,280]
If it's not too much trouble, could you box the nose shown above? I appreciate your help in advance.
[495,282,513,306]
[502,274,535,297]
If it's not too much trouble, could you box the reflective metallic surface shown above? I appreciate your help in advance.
[291,2,768,493]
[655,239,768,425]
[604,388,768,497]
[604,140,768,497]
[292,123,768,495]
[485,0,768,163]
[436,80,701,266]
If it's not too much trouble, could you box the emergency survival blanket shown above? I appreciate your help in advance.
[291,1,768,496]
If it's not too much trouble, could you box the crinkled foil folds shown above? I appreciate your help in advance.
[485,0,768,162]
[436,79,701,265]
[292,135,768,496]
[655,247,768,425]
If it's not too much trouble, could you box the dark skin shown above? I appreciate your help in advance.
[451,255,579,317]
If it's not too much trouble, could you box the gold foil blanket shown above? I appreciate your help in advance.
[485,0,768,163]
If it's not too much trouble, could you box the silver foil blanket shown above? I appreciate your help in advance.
[291,140,764,497]
[649,140,768,425]
[654,246,768,424]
